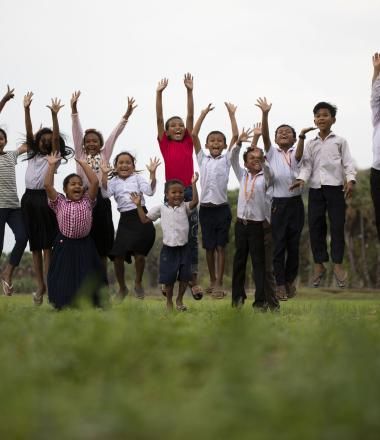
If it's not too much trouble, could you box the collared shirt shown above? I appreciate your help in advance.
[371,76,380,170]
[230,145,271,222]
[48,193,95,239]
[102,173,155,212]
[297,132,356,188]
[196,149,231,204]
[147,202,191,247]
[265,144,302,197]
[25,154,61,190]
[0,151,20,208]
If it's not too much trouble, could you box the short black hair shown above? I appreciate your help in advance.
[205,130,227,145]
[243,147,264,163]
[113,151,136,168]
[84,129,104,147]
[165,116,184,131]
[275,124,296,140]
[63,173,82,190]
[313,102,337,118]
[164,179,184,194]
[0,128,7,143]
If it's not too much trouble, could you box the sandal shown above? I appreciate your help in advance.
[211,289,226,299]
[134,286,145,300]
[161,285,167,297]
[1,279,14,296]
[176,304,188,311]
[285,282,297,299]
[205,286,214,295]
[334,271,347,288]
[275,285,288,301]
[188,284,203,301]
[312,269,326,288]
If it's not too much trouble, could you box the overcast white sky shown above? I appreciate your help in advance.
[0,0,379,251]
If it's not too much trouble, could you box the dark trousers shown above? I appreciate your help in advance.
[370,168,380,241]
[232,221,265,306]
[271,196,304,285]
[263,225,280,309]
[184,185,198,274]
[0,208,28,266]
[308,186,346,264]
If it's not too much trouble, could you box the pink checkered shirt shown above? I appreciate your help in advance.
[48,193,96,239]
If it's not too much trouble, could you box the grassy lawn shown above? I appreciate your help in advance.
[1,289,380,439]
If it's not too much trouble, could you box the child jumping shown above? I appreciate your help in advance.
[191,102,238,298]
[290,102,356,288]
[371,52,380,241]
[101,152,160,300]
[156,74,202,300]
[0,85,28,295]
[131,173,199,311]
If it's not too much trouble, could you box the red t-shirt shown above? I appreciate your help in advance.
[158,130,194,187]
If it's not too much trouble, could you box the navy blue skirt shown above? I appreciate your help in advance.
[91,189,114,257]
[47,233,107,309]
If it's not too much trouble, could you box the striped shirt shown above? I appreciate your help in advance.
[0,151,20,208]
[48,193,96,239]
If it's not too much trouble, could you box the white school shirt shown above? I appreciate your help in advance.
[230,145,271,222]
[196,150,231,204]
[147,202,191,247]
[102,174,155,212]
[265,144,302,197]
[25,154,61,190]
[371,76,380,170]
[297,132,356,188]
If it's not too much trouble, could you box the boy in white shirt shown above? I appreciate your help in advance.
[290,102,356,288]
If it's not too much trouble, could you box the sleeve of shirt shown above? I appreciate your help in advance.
[263,160,274,189]
[83,192,97,207]
[230,144,244,182]
[185,201,192,215]
[71,113,84,160]
[196,149,205,166]
[296,141,312,183]
[101,178,115,199]
[102,118,128,162]
[371,77,380,127]
[158,133,168,156]
[146,205,161,221]
[340,138,357,182]
[48,192,63,213]
[265,144,274,161]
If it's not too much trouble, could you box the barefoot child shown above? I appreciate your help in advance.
[131,173,199,311]
[191,102,238,298]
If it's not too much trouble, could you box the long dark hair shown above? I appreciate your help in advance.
[25,127,73,161]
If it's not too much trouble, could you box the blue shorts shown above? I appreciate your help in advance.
[159,244,192,285]
[199,204,232,250]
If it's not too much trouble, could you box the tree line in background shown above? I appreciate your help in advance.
[1,169,379,293]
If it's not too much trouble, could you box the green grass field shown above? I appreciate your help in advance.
[1,289,380,439]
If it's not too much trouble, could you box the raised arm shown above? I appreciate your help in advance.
[189,172,199,210]
[156,78,168,141]
[372,52,380,85]
[24,92,34,148]
[0,85,15,114]
[295,127,317,162]
[70,91,84,159]
[146,157,161,192]
[255,97,272,152]
[100,161,112,190]
[231,128,253,182]
[184,73,194,133]
[76,159,99,201]
[251,123,262,147]
[44,152,60,200]
[192,104,214,154]
[225,102,238,149]
[371,53,380,127]
[130,193,152,224]
[47,98,64,154]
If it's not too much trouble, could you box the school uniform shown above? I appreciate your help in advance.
[21,154,59,251]
[266,144,304,287]
[371,76,380,240]
[102,174,156,263]
[147,202,192,285]
[197,149,232,250]
[47,193,106,309]
[297,132,356,264]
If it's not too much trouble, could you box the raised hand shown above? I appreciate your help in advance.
[184,73,193,91]
[224,102,237,114]
[47,98,64,114]
[191,172,199,184]
[157,78,168,92]
[299,126,317,136]
[146,157,161,174]
[201,103,214,115]
[2,85,15,102]
[373,52,380,74]
[255,97,272,114]
[130,191,142,206]
[70,90,81,110]
[125,97,137,119]
[238,127,254,144]
[46,151,61,166]
[100,160,113,175]
[23,91,33,108]
[253,122,262,137]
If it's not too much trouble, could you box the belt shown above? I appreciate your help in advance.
[236,218,263,225]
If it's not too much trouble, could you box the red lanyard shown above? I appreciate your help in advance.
[244,173,260,201]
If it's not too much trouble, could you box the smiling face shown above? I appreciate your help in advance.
[64,175,84,201]
[275,125,296,150]
[165,183,185,207]
[244,149,263,174]
[38,132,53,154]
[84,132,102,156]
[166,117,185,141]
[115,153,135,179]
[314,108,335,132]
[0,130,7,153]
[205,132,227,158]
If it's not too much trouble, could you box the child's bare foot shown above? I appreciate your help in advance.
[211,284,226,299]
[114,287,129,303]
[33,285,46,306]
[175,299,187,311]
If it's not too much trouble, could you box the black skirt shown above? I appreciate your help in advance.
[47,233,107,309]
[21,189,58,251]
[109,208,155,263]
[91,189,114,257]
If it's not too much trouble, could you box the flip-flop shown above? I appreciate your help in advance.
[285,282,297,298]
[312,269,326,288]
[275,286,288,301]
[32,291,43,306]
[1,279,13,296]
[161,285,167,297]
[188,284,203,301]
[334,271,347,288]
[176,304,187,311]
[205,286,214,294]
[211,289,226,299]
[134,286,145,299]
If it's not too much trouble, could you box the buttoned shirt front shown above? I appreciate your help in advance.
[371,77,380,170]
[297,132,356,188]
[197,150,231,204]
[147,202,191,247]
